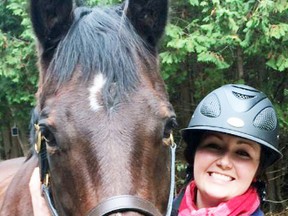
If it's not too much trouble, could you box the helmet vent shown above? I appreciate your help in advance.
[200,94,221,118]
[253,107,277,131]
[232,91,255,100]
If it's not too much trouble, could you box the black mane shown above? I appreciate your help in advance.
[45,6,154,100]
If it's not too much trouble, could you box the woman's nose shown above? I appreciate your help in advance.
[216,154,233,170]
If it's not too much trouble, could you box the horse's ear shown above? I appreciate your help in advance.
[124,0,168,48]
[30,0,74,59]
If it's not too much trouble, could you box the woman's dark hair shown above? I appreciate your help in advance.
[254,147,270,203]
[183,131,204,182]
[183,132,202,163]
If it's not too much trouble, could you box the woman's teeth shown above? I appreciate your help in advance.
[210,172,233,181]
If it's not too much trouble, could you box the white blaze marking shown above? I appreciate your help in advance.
[89,74,106,111]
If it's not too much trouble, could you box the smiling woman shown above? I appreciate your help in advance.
[194,133,261,209]
[172,84,283,216]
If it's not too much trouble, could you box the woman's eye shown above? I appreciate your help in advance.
[204,143,222,151]
[236,150,250,158]
[208,143,221,149]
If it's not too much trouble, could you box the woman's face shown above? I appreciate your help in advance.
[193,132,261,208]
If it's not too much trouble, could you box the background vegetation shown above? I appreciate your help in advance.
[0,0,287,214]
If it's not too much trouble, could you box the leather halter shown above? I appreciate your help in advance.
[87,195,162,216]
[34,124,176,216]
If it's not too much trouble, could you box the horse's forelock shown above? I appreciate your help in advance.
[42,6,155,103]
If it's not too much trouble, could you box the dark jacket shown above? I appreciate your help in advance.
[252,208,264,216]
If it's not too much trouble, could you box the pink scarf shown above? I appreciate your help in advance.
[178,181,260,216]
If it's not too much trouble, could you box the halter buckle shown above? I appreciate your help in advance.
[163,133,175,147]
[34,124,42,153]
[44,173,50,187]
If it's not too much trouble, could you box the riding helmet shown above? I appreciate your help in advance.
[182,84,282,168]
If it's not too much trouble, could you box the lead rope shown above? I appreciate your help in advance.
[42,184,58,216]
[166,134,177,216]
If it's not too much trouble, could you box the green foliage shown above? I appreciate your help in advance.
[161,0,288,110]
[163,0,288,73]
[197,51,229,69]
[0,0,37,125]
[266,53,288,72]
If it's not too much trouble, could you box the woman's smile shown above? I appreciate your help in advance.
[208,171,234,182]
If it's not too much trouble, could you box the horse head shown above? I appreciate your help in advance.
[17,0,176,215]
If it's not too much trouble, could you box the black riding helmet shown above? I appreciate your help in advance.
[182,84,282,169]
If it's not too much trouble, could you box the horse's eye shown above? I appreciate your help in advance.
[40,126,57,147]
[163,117,177,138]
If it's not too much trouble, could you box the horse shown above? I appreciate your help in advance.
[0,0,177,215]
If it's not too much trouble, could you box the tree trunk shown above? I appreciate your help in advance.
[1,123,24,160]
[236,47,244,80]
[266,169,277,212]
[18,123,31,156]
